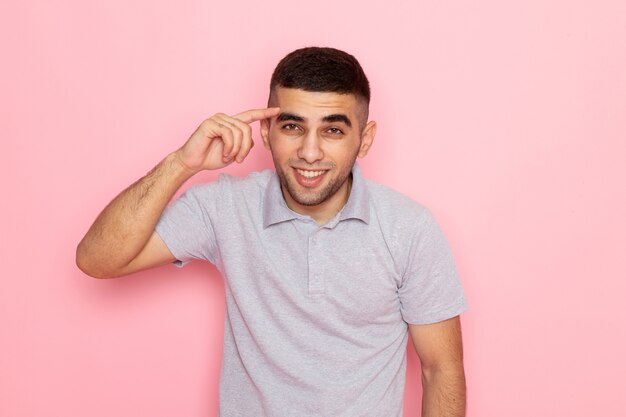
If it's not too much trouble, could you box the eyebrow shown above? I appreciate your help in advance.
[322,114,352,127]
[276,112,305,123]
[276,112,352,128]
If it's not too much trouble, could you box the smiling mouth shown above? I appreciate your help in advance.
[296,169,326,178]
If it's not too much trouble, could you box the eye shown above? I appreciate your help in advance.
[326,127,344,135]
[281,123,301,132]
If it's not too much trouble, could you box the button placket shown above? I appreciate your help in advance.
[307,230,325,294]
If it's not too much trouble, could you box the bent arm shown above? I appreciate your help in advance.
[409,316,466,417]
[75,108,280,279]
[76,153,192,278]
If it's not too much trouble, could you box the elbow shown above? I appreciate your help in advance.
[421,361,466,386]
[77,265,114,279]
[75,242,116,279]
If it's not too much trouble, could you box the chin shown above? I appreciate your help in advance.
[286,174,347,207]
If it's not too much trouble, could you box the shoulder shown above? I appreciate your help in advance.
[364,178,448,254]
[362,179,447,278]
[172,170,273,216]
[364,179,431,227]
[185,169,273,198]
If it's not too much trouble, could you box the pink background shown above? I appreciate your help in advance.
[2,1,625,416]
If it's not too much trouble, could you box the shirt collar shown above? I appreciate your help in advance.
[263,163,370,228]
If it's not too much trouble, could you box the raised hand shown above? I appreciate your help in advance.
[174,107,280,173]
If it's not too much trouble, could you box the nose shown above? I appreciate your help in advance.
[297,131,324,164]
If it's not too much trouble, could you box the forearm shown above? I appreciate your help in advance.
[76,107,279,278]
[76,152,193,277]
[421,367,466,417]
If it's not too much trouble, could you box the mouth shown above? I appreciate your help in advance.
[293,167,329,187]
[296,169,325,178]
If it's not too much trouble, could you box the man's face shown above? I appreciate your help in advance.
[261,87,376,218]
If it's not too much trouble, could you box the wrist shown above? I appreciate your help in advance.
[167,151,200,180]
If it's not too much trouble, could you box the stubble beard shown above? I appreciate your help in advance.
[274,153,359,207]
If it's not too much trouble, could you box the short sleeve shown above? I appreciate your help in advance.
[398,209,468,325]
[155,185,218,267]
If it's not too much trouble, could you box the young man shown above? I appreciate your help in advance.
[77,47,467,417]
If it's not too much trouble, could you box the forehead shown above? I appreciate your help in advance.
[272,87,360,120]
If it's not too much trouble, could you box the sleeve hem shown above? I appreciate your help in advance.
[155,227,190,268]
[403,299,468,326]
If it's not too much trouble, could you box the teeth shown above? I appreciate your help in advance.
[297,169,325,178]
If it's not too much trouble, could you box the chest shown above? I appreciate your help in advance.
[216,219,405,327]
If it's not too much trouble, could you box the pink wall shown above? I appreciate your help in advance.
[2,1,625,416]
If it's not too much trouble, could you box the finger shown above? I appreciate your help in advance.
[214,114,244,160]
[235,127,254,163]
[215,113,255,163]
[233,107,280,124]
[207,117,235,159]
[228,118,254,163]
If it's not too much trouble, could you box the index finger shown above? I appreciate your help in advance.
[233,107,280,124]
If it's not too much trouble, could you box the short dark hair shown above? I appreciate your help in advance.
[269,47,370,122]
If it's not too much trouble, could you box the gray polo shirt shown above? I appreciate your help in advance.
[155,164,467,417]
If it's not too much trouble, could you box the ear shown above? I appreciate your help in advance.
[260,118,271,150]
[358,120,376,158]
